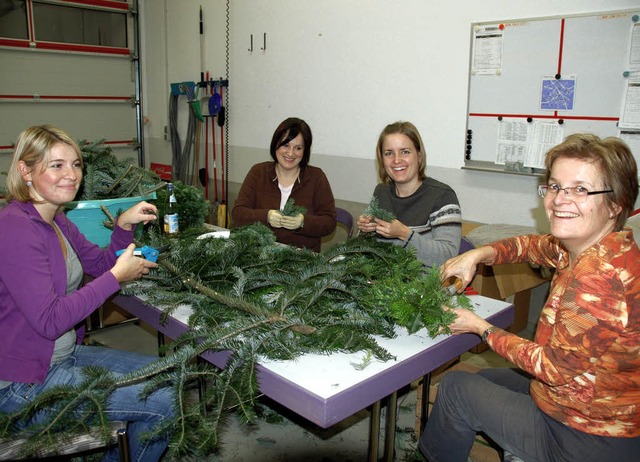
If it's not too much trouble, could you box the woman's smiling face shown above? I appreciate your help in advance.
[275,133,304,172]
[544,157,617,257]
[382,133,420,185]
[21,142,83,208]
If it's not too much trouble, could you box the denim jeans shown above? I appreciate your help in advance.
[418,368,640,462]
[0,345,174,462]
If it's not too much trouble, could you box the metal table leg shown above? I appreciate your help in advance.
[368,390,399,462]
[419,373,432,435]
[383,391,398,462]
[368,400,381,461]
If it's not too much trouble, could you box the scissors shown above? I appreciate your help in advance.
[115,245,168,263]
[444,277,478,296]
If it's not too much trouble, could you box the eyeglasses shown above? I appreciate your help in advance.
[538,184,613,202]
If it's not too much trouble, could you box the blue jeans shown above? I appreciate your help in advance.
[418,368,640,462]
[0,345,174,462]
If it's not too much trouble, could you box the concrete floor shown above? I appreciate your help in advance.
[86,316,520,462]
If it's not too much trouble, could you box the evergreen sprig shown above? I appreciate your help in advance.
[281,198,307,216]
[77,138,162,200]
[154,181,211,232]
[362,196,395,222]
[361,265,473,337]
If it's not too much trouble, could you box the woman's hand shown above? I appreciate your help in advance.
[356,215,376,233]
[356,215,411,240]
[357,215,377,234]
[281,213,304,230]
[116,201,158,231]
[109,243,158,283]
[447,307,491,337]
[371,217,410,240]
[268,210,284,228]
[440,247,495,293]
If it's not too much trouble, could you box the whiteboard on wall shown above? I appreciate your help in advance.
[464,10,640,175]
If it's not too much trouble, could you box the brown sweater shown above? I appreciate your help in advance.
[231,162,336,252]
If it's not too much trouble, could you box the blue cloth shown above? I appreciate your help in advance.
[0,345,173,462]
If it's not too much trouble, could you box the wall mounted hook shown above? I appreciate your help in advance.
[261,32,267,51]
[248,34,253,52]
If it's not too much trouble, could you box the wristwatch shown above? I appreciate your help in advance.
[481,326,496,343]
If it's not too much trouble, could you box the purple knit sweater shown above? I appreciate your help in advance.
[0,200,130,383]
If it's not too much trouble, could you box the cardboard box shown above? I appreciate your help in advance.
[101,300,135,326]
[461,221,550,322]
[461,220,484,236]
[86,298,135,331]
[471,261,548,298]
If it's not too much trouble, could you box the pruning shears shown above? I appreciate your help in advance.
[115,245,168,263]
[443,277,478,296]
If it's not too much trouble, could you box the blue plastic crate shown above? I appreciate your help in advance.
[65,193,157,248]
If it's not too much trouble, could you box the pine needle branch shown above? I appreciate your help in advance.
[281,198,307,216]
[362,196,395,221]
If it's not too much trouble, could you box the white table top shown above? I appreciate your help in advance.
[116,293,514,427]
[259,296,511,399]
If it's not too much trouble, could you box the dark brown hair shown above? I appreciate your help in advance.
[269,117,313,168]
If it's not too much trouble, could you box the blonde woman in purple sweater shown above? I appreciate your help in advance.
[0,125,174,461]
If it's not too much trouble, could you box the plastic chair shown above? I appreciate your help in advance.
[459,236,475,254]
[335,207,354,238]
[0,421,130,461]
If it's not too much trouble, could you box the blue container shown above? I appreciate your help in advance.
[65,193,157,248]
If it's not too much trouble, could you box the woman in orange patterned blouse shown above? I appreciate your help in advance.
[419,133,640,462]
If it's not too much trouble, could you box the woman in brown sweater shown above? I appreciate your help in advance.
[232,117,336,252]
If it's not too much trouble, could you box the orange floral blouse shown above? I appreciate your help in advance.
[485,230,640,438]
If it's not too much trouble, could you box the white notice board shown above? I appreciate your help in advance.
[465,10,640,175]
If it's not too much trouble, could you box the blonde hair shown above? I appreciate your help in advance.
[375,121,427,185]
[6,125,82,202]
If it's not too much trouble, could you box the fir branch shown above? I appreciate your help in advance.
[350,350,373,370]
[121,173,144,198]
[361,265,473,337]
[362,196,395,222]
[281,198,307,216]
[77,138,162,200]
[106,164,134,195]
